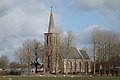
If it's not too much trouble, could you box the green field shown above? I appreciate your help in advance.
[0,76,120,80]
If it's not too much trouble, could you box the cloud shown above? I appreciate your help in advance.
[0,0,52,60]
[52,0,60,4]
[78,25,109,46]
[71,0,120,29]
[86,25,110,32]
[71,0,103,11]
[71,0,120,14]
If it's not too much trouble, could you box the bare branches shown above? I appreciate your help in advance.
[90,27,120,75]
[14,38,43,74]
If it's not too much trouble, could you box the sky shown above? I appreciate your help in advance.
[0,0,120,61]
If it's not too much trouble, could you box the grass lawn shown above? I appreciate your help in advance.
[0,76,120,80]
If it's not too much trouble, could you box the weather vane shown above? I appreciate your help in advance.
[50,0,53,13]
[51,5,53,13]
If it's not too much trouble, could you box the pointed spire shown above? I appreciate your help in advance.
[48,6,56,33]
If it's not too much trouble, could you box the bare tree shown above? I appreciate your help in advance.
[0,55,9,70]
[60,30,75,74]
[90,28,100,75]
[15,38,43,75]
[90,27,120,75]
[55,26,76,74]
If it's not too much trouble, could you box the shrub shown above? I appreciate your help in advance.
[0,70,5,76]
[9,70,21,75]
[0,70,9,76]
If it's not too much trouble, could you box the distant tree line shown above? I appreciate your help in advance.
[90,27,120,76]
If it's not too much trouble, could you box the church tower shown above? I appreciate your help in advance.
[44,7,59,74]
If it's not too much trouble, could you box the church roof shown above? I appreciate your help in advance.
[60,47,83,59]
[48,7,56,33]
[79,50,90,59]
[59,47,90,60]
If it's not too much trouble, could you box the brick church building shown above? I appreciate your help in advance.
[43,8,91,74]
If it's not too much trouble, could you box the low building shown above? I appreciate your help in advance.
[60,47,91,74]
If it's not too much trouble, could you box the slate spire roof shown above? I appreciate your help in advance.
[48,6,56,33]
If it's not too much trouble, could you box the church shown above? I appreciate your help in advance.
[43,8,91,74]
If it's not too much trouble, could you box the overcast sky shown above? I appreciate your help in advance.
[0,0,120,61]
